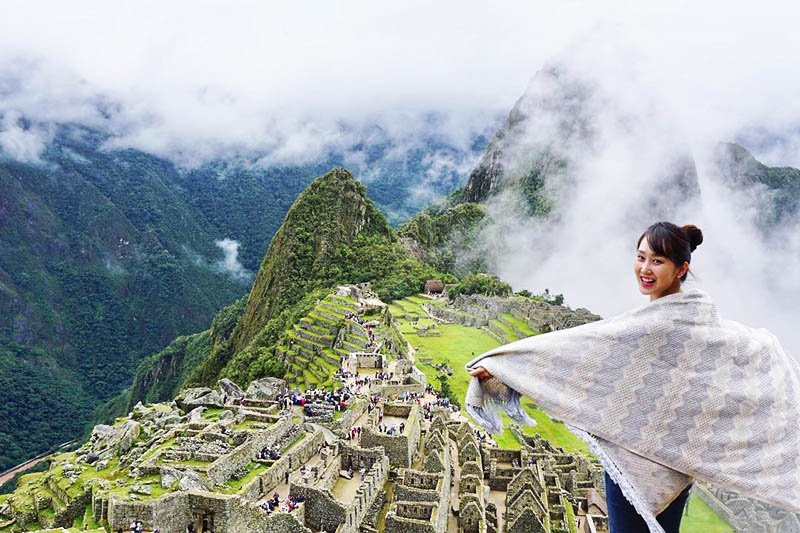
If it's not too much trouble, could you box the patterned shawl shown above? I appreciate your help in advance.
[464,288,800,533]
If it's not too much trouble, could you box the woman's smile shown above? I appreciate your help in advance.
[639,275,655,288]
[634,237,686,300]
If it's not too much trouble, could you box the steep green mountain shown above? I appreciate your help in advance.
[713,142,800,228]
[398,201,489,275]
[230,168,394,353]
[0,120,487,471]
[107,167,441,416]
[458,64,701,218]
[0,128,246,472]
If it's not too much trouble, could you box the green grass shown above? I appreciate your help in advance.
[395,297,588,454]
[680,493,733,533]
[500,312,536,336]
[220,461,270,494]
[232,419,264,430]
[138,437,176,463]
[392,299,427,317]
[202,407,223,421]
[489,319,517,342]
[563,498,578,533]
[414,318,437,329]
[321,298,354,314]
[387,304,406,316]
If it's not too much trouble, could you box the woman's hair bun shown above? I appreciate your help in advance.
[682,224,703,252]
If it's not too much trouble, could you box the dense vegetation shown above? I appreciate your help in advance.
[0,128,245,471]
[398,202,488,275]
[447,273,512,300]
[0,339,93,472]
[0,122,486,471]
[100,168,447,423]
[227,168,441,351]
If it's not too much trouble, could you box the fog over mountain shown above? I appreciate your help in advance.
[456,47,800,357]
[1,3,799,350]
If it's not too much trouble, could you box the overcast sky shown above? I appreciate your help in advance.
[1,1,800,166]
[2,1,800,354]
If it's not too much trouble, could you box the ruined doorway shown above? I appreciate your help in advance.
[201,513,214,533]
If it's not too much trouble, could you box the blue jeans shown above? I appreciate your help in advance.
[604,472,692,533]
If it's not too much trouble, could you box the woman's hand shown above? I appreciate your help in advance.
[468,366,493,380]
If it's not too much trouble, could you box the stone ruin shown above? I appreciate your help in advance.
[427,293,601,338]
[1,366,616,533]
[359,403,422,469]
[2,335,617,533]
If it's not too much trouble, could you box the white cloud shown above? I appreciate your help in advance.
[1,2,795,167]
[0,111,52,163]
[0,0,798,352]
[467,40,800,357]
[215,238,252,283]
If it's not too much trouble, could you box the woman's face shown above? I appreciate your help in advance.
[634,237,688,301]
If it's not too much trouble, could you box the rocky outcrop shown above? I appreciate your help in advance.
[87,420,141,460]
[175,387,223,412]
[461,64,700,217]
[177,470,210,492]
[245,377,287,401]
[218,378,244,400]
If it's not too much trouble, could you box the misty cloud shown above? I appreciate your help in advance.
[215,238,252,283]
[465,43,800,357]
[0,111,52,163]
[0,1,797,353]
[1,2,798,168]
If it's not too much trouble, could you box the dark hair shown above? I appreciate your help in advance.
[637,222,703,282]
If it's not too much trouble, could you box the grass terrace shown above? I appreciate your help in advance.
[391,296,589,453]
[220,461,271,494]
[680,494,734,533]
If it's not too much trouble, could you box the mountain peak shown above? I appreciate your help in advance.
[229,167,391,354]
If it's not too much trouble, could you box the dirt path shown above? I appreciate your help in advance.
[0,456,49,486]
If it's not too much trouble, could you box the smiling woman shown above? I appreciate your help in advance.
[635,222,704,301]
[466,219,800,533]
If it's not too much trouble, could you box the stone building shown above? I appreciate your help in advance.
[385,413,452,533]
[359,402,421,468]
[290,444,388,533]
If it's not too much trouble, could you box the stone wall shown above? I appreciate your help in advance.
[226,498,310,533]
[427,305,487,328]
[328,399,368,434]
[385,501,444,533]
[339,444,386,471]
[109,491,190,533]
[348,353,385,369]
[338,455,389,533]
[109,489,311,533]
[239,429,325,502]
[360,404,421,468]
[368,375,426,398]
[292,446,388,533]
[207,417,292,486]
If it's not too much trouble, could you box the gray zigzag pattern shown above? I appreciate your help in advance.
[466,287,800,520]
